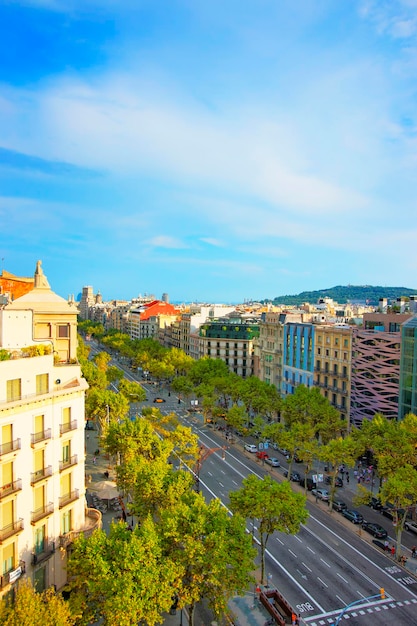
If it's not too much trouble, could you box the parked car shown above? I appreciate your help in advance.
[368,497,383,511]
[361,521,388,539]
[312,488,330,501]
[293,453,303,463]
[404,520,417,535]
[332,499,347,513]
[244,443,258,453]
[325,475,343,488]
[256,450,269,460]
[153,397,166,403]
[342,509,364,524]
[278,448,289,457]
[299,476,316,491]
[283,469,301,482]
[265,457,280,467]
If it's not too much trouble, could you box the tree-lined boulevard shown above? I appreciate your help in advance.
[83,333,417,625]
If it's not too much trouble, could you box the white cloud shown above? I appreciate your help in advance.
[145,235,188,249]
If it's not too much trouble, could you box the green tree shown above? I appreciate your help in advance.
[85,389,129,432]
[92,351,111,372]
[0,579,74,626]
[118,378,147,403]
[229,475,308,584]
[80,360,108,392]
[320,436,359,510]
[161,493,256,625]
[379,465,417,560]
[67,519,178,626]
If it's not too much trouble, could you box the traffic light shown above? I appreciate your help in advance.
[380,588,385,599]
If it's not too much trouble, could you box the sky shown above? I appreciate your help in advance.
[1,0,417,303]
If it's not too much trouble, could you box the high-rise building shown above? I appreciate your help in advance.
[0,262,100,596]
[399,315,417,420]
[79,286,95,320]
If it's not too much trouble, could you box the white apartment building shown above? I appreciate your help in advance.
[0,262,100,596]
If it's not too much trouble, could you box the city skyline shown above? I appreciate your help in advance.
[1,1,417,302]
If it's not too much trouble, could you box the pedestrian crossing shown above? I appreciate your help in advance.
[304,597,417,624]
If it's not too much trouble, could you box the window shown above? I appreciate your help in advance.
[334,351,338,359]
[34,525,46,555]
[61,510,71,535]
[62,407,71,426]
[333,364,338,375]
[332,393,337,405]
[317,348,321,355]
[325,349,329,357]
[58,325,69,338]
[62,442,70,464]
[2,543,14,575]
[333,378,337,389]
[6,379,21,402]
[36,374,49,395]
[344,339,349,348]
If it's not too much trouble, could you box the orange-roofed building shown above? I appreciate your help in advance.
[129,300,180,340]
[0,270,35,302]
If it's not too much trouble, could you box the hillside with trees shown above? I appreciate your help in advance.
[266,285,417,306]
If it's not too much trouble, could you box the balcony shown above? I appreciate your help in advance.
[59,420,77,435]
[31,429,52,447]
[0,439,21,458]
[0,561,25,588]
[31,541,55,566]
[0,519,24,542]
[59,507,102,549]
[59,455,78,472]
[0,479,22,500]
[30,466,53,485]
[59,489,79,509]
[31,502,54,524]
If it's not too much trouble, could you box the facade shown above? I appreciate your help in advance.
[256,312,284,390]
[399,315,417,420]
[0,262,99,596]
[199,317,259,377]
[282,322,314,396]
[129,301,180,341]
[350,313,411,426]
[314,325,352,423]
[79,286,95,320]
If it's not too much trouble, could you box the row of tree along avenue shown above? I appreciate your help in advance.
[79,327,417,563]
[5,330,413,623]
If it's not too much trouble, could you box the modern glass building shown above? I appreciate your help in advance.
[399,315,417,420]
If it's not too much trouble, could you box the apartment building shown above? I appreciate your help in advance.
[314,325,352,423]
[350,312,411,426]
[199,317,259,377]
[0,262,99,596]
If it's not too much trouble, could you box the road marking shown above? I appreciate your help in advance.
[288,549,298,558]
[307,546,315,554]
[302,562,312,572]
[320,558,331,568]
[294,535,302,543]
[317,577,327,588]
[218,482,224,487]
[336,594,347,606]
[336,572,349,584]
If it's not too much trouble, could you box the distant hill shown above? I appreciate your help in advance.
[267,285,417,306]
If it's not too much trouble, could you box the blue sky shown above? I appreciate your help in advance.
[1,0,417,303]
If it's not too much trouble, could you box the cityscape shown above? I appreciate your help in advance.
[0,261,417,626]
[2,1,417,624]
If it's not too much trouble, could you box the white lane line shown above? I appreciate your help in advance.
[307,546,315,554]
[294,535,302,543]
[337,572,349,584]
[320,558,331,568]
[303,562,312,572]
[336,594,348,606]
[207,471,213,477]
[317,577,328,588]
[275,537,284,545]
[288,549,298,558]
[218,482,224,487]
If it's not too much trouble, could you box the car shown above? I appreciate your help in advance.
[283,470,301,482]
[265,457,280,467]
[312,488,330,501]
[361,521,388,539]
[332,499,347,513]
[293,453,303,463]
[244,443,258,453]
[278,448,289,457]
[299,476,316,491]
[368,497,382,510]
[342,509,364,524]
[153,397,166,403]
[404,520,417,535]
[324,475,344,488]
[256,450,269,460]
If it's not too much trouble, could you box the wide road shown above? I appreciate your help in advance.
[87,342,417,624]
[179,416,417,626]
